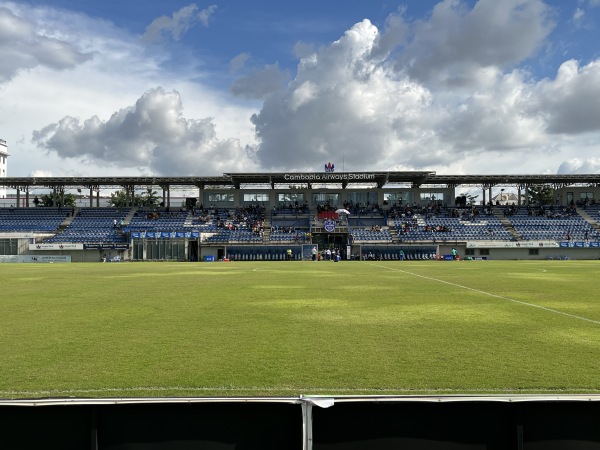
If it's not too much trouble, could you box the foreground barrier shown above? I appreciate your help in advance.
[1,395,599,449]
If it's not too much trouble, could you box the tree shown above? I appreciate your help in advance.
[139,188,159,207]
[527,184,554,205]
[40,193,76,207]
[111,188,160,207]
[110,190,130,207]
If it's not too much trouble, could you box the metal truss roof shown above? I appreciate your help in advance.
[1,171,600,191]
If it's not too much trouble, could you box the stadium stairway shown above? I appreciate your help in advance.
[387,217,401,243]
[496,212,522,241]
[575,207,600,232]
[262,218,271,244]
[55,207,78,233]
[123,207,138,225]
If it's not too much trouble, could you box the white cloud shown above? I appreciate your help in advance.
[253,20,435,171]
[249,2,600,175]
[528,59,600,134]
[32,88,257,175]
[143,3,217,43]
[1,2,256,177]
[0,5,93,82]
[558,157,600,174]
[393,0,555,88]
[4,0,600,180]
[29,170,54,177]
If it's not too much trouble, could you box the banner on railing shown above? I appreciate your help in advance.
[560,241,600,248]
[466,241,560,248]
[131,231,201,239]
[83,244,129,250]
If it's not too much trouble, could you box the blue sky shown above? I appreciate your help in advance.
[1,0,600,177]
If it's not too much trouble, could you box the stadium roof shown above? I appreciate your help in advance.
[1,171,600,191]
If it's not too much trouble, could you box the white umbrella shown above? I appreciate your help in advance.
[335,208,351,215]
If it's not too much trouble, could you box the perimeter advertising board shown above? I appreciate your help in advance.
[29,243,83,250]
[466,241,561,248]
[0,255,71,263]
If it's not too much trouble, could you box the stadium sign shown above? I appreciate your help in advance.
[29,243,83,250]
[283,173,377,181]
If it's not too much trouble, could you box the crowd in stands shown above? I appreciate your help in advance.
[5,199,600,246]
[272,202,310,214]
[340,200,383,215]
[387,202,445,219]
[575,198,597,208]
[193,206,266,235]
[521,204,578,217]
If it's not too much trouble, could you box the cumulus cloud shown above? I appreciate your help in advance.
[249,0,600,174]
[392,0,555,88]
[32,88,256,175]
[558,158,600,174]
[143,3,217,43]
[253,20,434,171]
[0,6,93,83]
[529,59,600,134]
[230,63,290,99]
[9,0,600,178]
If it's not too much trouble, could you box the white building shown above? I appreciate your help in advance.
[0,139,8,198]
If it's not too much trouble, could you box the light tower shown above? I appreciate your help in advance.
[0,139,8,199]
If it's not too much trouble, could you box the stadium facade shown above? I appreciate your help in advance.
[1,171,600,262]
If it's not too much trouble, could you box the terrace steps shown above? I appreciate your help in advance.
[387,218,401,243]
[56,208,78,232]
[262,218,271,243]
[123,207,138,224]
[576,207,600,232]
[496,213,522,240]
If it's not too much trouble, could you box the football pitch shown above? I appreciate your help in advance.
[1,260,599,399]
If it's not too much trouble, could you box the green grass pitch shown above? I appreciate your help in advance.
[1,260,599,399]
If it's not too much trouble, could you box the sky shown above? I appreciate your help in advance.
[1,0,600,178]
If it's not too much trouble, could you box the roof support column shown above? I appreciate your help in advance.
[517,185,524,207]
[160,184,170,209]
[16,187,20,207]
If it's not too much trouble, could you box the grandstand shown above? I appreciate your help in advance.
[1,171,600,261]
[2,170,600,447]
